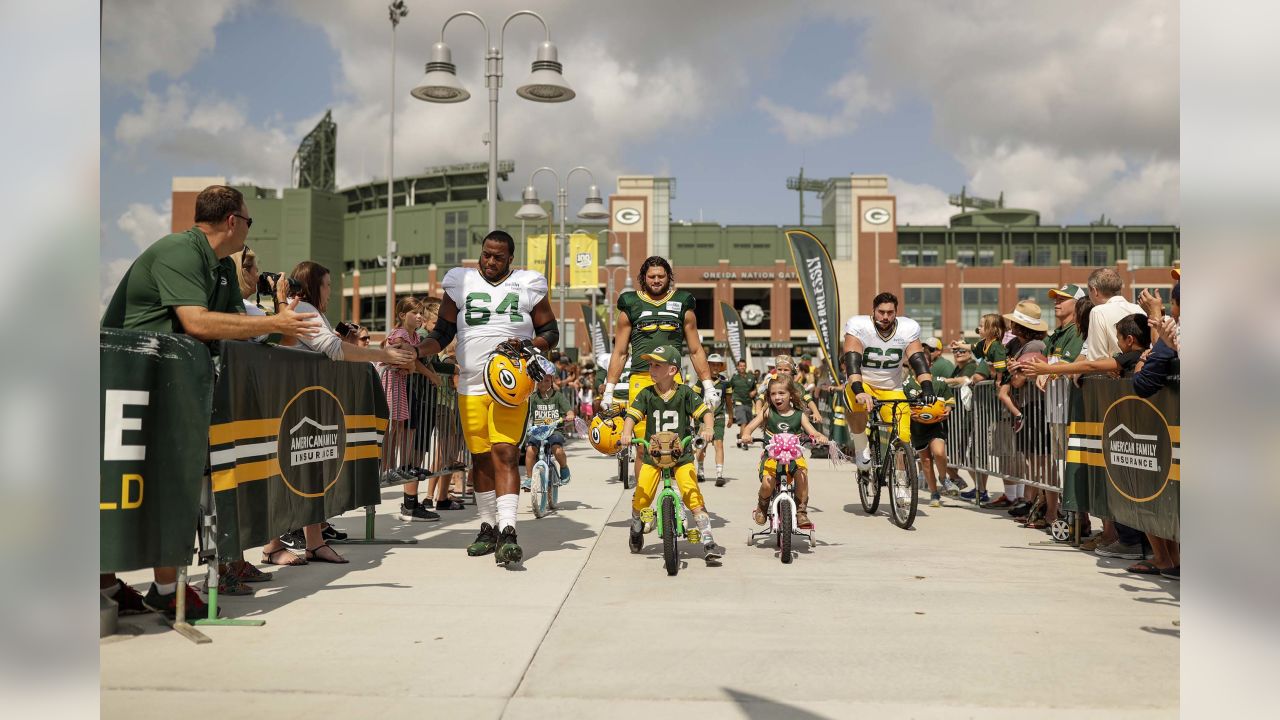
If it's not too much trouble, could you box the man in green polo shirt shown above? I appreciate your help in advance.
[1041,283,1086,373]
[99,185,323,621]
[726,358,757,428]
[923,337,955,380]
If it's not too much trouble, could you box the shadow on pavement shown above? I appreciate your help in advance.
[722,687,833,720]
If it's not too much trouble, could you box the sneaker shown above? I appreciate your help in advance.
[960,489,990,502]
[435,498,465,510]
[521,475,532,491]
[1159,566,1180,580]
[981,495,1013,508]
[703,539,726,565]
[467,522,499,557]
[321,523,348,542]
[379,469,409,487]
[217,572,254,596]
[628,518,644,553]
[715,475,726,487]
[107,579,150,616]
[1079,534,1106,552]
[942,479,961,497]
[797,510,813,529]
[854,448,873,469]
[278,529,305,550]
[696,468,706,483]
[929,492,942,508]
[1008,500,1032,517]
[494,525,523,566]
[557,468,571,487]
[1095,541,1143,560]
[949,475,969,491]
[399,502,441,522]
[142,583,217,621]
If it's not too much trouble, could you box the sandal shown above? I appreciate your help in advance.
[262,547,307,566]
[231,560,272,582]
[1127,560,1164,575]
[1023,519,1048,530]
[752,506,767,526]
[305,542,349,564]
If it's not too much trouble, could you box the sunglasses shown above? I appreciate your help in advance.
[233,213,254,229]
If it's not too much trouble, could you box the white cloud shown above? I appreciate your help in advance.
[889,177,954,226]
[757,71,891,144]
[100,258,133,314]
[102,0,247,90]
[117,199,173,251]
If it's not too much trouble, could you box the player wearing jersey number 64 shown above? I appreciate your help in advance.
[414,231,560,568]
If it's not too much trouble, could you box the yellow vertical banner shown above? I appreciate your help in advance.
[526,234,555,286]
[569,232,598,289]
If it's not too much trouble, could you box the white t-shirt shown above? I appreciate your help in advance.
[442,267,549,396]
[243,299,268,343]
[293,300,344,362]
[842,315,922,390]
[1085,295,1145,361]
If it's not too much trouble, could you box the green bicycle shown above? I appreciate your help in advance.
[628,434,705,576]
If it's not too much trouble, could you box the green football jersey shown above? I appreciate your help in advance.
[764,407,805,438]
[618,289,696,373]
[688,374,729,420]
[529,390,571,427]
[626,384,708,466]
[1046,322,1084,364]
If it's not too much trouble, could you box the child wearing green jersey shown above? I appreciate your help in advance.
[737,377,827,530]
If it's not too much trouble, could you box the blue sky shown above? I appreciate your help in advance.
[101,0,1178,300]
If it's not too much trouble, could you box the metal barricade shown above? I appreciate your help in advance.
[378,363,469,488]
[945,377,1073,493]
[559,383,580,438]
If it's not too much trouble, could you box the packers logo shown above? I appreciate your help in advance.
[590,426,601,443]
[777,422,791,431]
[498,368,517,390]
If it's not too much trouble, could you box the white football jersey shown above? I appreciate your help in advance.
[843,315,922,390]
[442,267,549,396]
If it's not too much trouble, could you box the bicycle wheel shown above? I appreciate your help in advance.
[887,440,919,529]
[778,496,794,564]
[531,462,550,518]
[858,467,881,514]
[620,453,633,489]
[549,466,559,511]
[661,494,678,576]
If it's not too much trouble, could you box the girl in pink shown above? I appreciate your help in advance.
[381,298,424,488]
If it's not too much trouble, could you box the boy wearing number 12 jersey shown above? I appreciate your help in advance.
[619,345,725,564]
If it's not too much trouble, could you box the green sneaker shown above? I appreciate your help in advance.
[467,522,498,557]
[494,525,523,566]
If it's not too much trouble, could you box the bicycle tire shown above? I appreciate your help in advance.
[549,468,559,511]
[888,440,919,529]
[531,463,549,519]
[620,453,633,489]
[661,494,678,576]
[858,468,881,514]
[778,496,794,564]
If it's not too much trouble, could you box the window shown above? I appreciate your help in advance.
[445,211,457,224]
[1036,248,1054,266]
[903,287,942,339]
[1070,247,1089,266]
[1092,248,1109,266]
[1149,247,1167,266]
[920,249,940,267]
[957,249,975,267]
[962,287,1000,335]
[900,249,919,267]
[977,249,996,267]
[1126,248,1146,268]
[1013,247,1032,266]
[455,210,468,225]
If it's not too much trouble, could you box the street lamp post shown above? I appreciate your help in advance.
[384,1,408,335]
[605,239,628,336]
[513,166,608,351]
[411,10,575,232]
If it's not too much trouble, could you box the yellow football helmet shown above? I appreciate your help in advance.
[483,351,535,407]
[589,414,624,455]
[910,399,950,425]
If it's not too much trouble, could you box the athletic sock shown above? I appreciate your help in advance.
[153,581,177,595]
[715,464,723,477]
[402,492,417,509]
[496,493,519,533]
[851,432,870,458]
[475,490,497,528]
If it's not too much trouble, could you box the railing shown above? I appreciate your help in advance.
[378,362,469,486]
[945,377,1073,493]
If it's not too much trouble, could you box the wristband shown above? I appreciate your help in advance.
[604,382,615,395]
[850,381,866,396]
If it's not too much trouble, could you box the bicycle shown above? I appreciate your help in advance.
[740,434,816,563]
[855,397,924,530]
[627,434,706,576]
[525,424,562,519]
[600,406,634,489]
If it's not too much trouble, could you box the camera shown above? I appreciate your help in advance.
[257,271,302,297]
[335,322,355,337]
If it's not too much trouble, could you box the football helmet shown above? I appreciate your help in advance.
[588,414,624,455]
[910,399,950,425]
[483,350,535,407]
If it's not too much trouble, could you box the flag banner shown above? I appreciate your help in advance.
[720,302,745,366]
[580,303,609,356]
[100,329,214,572]
[785,229,842,383]
[568,232,598,289]
[210,341,388,557]
[527,233,555,286]
[1065,378,1180,541]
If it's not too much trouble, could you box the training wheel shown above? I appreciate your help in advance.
[1050,519,1071,541]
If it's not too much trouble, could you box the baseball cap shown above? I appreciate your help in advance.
[1047,283,1086,301]
[640,345,680,365]
[922,337,943,352]
[707,352,725,364]
[1171,267,1181,280]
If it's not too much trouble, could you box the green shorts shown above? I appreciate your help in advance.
[711,416,725,441]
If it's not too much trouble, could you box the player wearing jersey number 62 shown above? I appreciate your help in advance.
[414,231,559,568]
[841,292,935,468]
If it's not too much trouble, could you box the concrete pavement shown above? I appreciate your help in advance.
[102,436,1179,719]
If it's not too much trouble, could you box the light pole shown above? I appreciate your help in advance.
[605,239,629,336]
[411,10,575,232]
[383,0,409,335]
[513,166,608,351]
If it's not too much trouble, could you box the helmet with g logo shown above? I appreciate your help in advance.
[588,414,623,455]
[483,350,534,407]
[910,399,950,425]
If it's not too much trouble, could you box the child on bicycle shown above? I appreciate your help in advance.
[618,345,724,564]
[738,377,828,530]
[522,374,575,489]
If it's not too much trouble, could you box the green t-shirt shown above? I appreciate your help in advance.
[906,374,953,402]
[618,289,696,373]
[764,407,805,438]
[688,374,729,421]
[727,373,756,404]
[529,390,571,427]
[930,357,956,379]
[1045,322,1084,364]
[952,360,982,378]
[101,227,243,333]
[626,384,708,466]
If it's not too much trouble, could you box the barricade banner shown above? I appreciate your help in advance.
[568,232,597,289]
[100,329,214,572]
[720,302,745,365]
[580,303,609,356]
[784,229,842,383]
[209,341,388,556]
[1065,378,1180,541]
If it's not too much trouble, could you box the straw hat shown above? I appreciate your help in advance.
[1002,300,1048,332]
